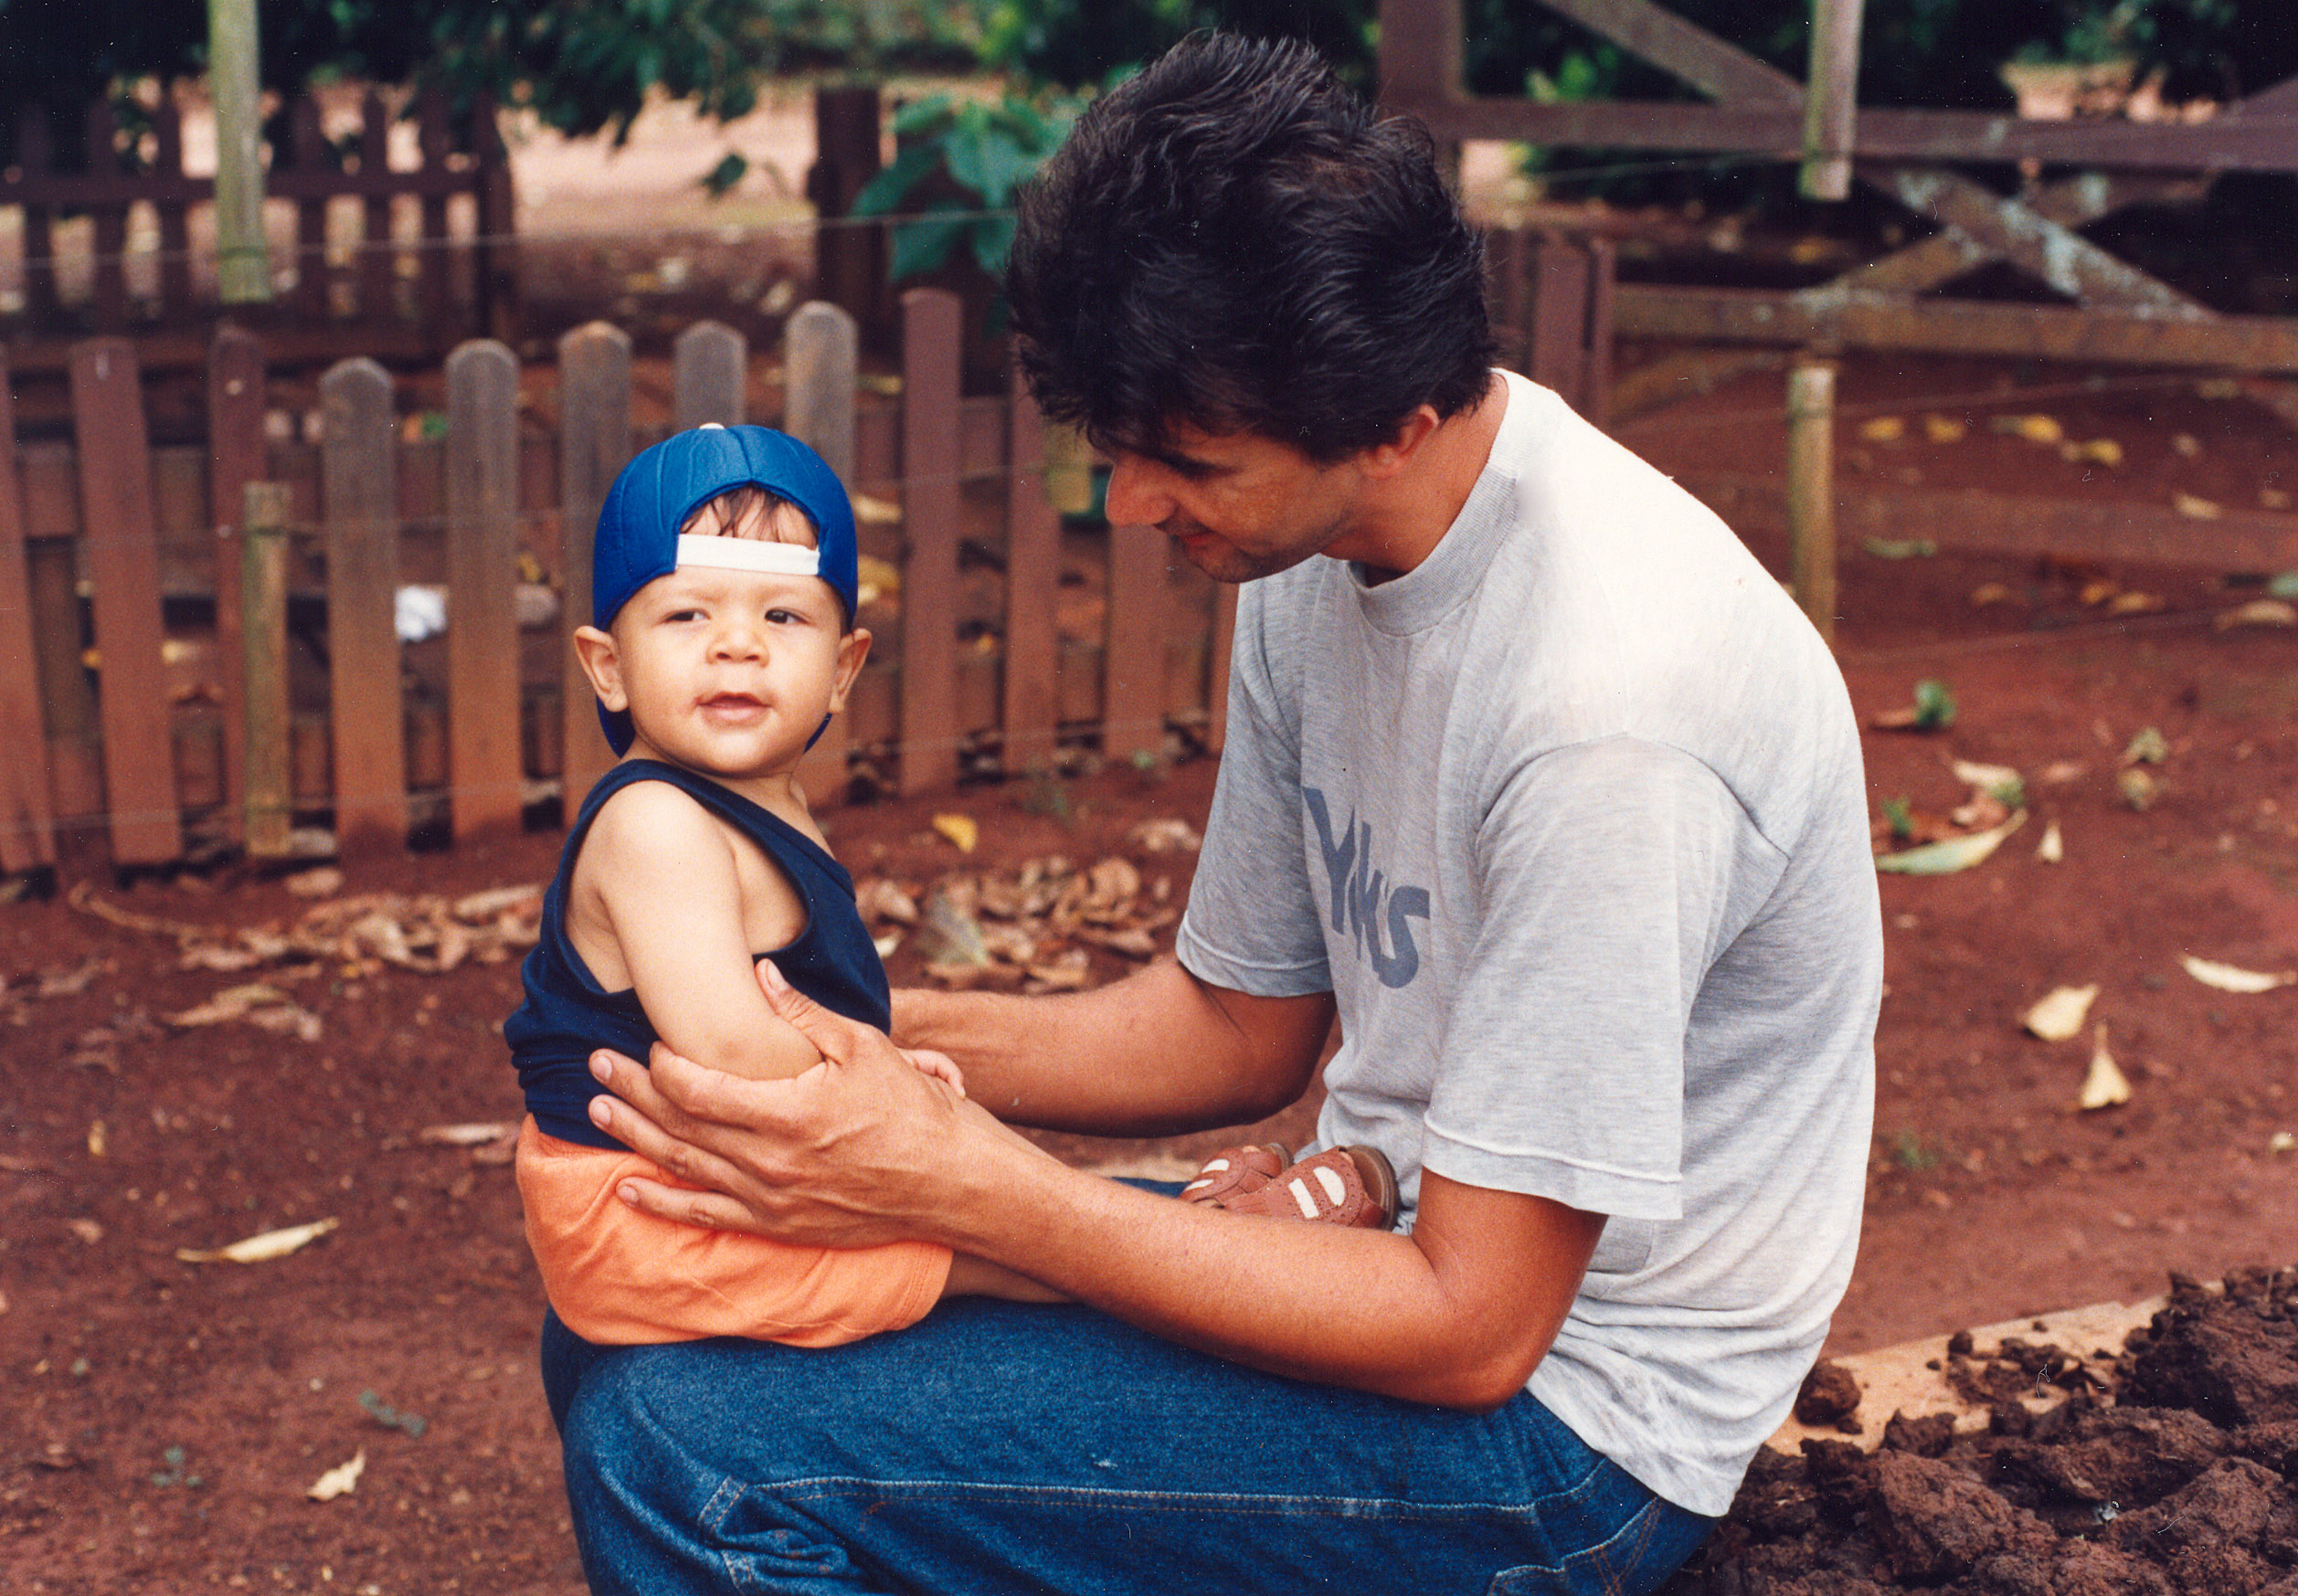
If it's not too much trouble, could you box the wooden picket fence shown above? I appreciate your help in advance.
[0,289,1234,873]
[1,88,514,368]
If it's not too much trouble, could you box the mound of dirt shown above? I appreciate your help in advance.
[1666,1265,2298,1596]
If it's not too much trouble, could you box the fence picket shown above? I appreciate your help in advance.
[445,340,524,839]
[207,325,266,838]
[359,91,394,320]
[0,356,57,872]
[68,338,182,862]
[785,302,859,807]
[321,358,409,847]
[239,482,293,857]
[417,96,454,331]
[1102,522,1168,766]
[1001,372,1060,774]
[18,110,57,321]
[897,290,962,796]
[86,101,128,331]
[672,321,746,429]
[557,321,632,807]
[291,96,332,321]
[154,100,193,313]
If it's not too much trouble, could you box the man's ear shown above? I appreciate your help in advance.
[573,625,627,712]
[1359,405,1442,481]
[829,627,873,713]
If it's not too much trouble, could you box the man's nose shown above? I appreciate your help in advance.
[1101,455,1174,528]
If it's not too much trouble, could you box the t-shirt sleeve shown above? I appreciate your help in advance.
[1422,735,1782,1221]
[1173,584,1333,997]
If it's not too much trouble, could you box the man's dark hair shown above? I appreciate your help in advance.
[1005,31,1495,464]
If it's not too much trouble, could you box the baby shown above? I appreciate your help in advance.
[507,424,1394,1349]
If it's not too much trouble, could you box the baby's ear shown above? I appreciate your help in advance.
[829,626,873,712]
[573,626,627,710]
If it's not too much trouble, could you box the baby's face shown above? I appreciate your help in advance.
[603,564,864,783]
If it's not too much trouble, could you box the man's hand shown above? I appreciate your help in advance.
[585,960,1010,1247]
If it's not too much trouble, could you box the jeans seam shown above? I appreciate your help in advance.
[746,1469,1613,1524]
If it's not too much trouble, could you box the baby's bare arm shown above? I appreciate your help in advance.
[569,781,827,1083]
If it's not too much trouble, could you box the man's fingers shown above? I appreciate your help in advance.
[612,1174,775,1237]
[755,959,872,1064]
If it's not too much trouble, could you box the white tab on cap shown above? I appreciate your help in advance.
[674,535,821,577]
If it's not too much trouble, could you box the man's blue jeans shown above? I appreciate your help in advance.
[542,1298,1715,1595]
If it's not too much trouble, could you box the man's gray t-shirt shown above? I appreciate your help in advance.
[1174,371,1881,1517]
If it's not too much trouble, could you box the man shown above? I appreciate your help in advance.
[551,31,1880,1594]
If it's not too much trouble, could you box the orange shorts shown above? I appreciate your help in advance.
[515,1117,952,1347]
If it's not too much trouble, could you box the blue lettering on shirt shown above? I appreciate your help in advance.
[1303,786,1431,989]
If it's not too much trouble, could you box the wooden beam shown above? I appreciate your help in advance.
[1851,165,2206,316]
[0,356,57,872]
[1396,98,2298,174]
[1831,171,2208,301]
[1535,0,1797,104]
[1614,284,2298,373]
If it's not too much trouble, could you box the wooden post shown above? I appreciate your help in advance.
[18,110,58,322]
[207,0,270,302]
[444,340,524,839]
[807,87,884,333]
[1786,358,1837,642]
[291,94,331,319]
[1800,0,1866,201]
[1103,522,1168,767]
[154,98,195,314]
[417,94,454,332]
[206,325,265,841]
[239,481,293,856]
[785,301,859,808]
[1001,370,1061,775]
[897,289,962,797]
[672,321,747,430]
[358,90,394,319]
[85,101,129,331]
[1528,236,1594,412]
[320,359,408,849]
[0,356,58,872]
[69,338,183,864]
[558,321,633,807]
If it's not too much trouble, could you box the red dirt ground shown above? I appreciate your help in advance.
[4,348,2296,1593]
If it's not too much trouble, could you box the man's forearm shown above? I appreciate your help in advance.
[928,1140,1598,1410]
[892,957,1332,1136]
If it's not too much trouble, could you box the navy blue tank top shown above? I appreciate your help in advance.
[504,760,891,1150]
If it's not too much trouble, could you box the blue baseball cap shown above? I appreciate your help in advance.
[590,424,861,756]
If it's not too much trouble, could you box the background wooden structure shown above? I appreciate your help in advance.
[0,299,1234,872]
[1380,0,2298,379]
[0,89,515,372]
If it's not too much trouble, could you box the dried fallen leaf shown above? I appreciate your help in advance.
[2105,590,2164,615]
[1950,759,2020,794]
[2271,1132,2295,1154]
[2078,1025,2132,1110]
[1993,413,2064,446]
[1922,415,1966,444]
[2176,955,2294,994]
[175,1216,339,1265]
[853,878,920,926]
[2122,727,2168,766]
[2060,438,2123,468]
[1861,536,1936,560]
[2039,760,2088,785]
[284,866,344,899]
[2023,983,2099,1041]
[66,1218,102,1245]
[2174,491,2222,521]
[1968,582,2015,607]
[1858,416,1905,443]
[418,1123,517,1147]
[930,813,980,853]
[1128,818,1203,852]
[1873,810,2024,875]
[85,1120,105,1157]
[2117,767,2158,811]
[2036,820,2064,863]
[916,887,990,967]
[307,1449,366,1503]
[453,884,543,921]
[2215,598,2298,631]
[2078,578,2120,608]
